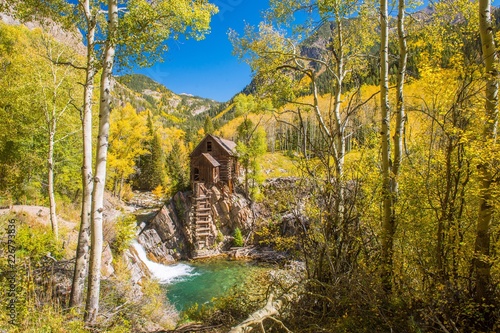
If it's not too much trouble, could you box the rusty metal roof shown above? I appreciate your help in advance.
[201,153,221,167]
[190,134,237,157]
[209,134,237,155]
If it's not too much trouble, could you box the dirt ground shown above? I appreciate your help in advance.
[0,193,136,254]
[0,205,76,228]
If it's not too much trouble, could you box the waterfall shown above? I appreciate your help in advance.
[132,241,195,284]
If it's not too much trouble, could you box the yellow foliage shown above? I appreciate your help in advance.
[152,184,164,199]
[213,103,235,120]
[107,103,149,188]
[216,113,274,139]
[157,125,186,155]
[260,152,300,178]
[161,111,184,124]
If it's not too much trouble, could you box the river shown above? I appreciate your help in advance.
[132,242,267,311]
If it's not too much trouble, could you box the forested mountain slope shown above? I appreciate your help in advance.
[116,74,221,116]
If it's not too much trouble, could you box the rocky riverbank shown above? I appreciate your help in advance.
[136,183,255,262]
[135,177,306,265]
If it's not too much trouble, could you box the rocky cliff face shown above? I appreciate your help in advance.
[0,13,86,55]
[137,183,253,260]
[209,184,253,233]
[137,191,191,263]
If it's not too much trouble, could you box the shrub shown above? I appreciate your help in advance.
[0,304,89,333]
[15,220,63,261]
[121,183,134,202]
[152,185,164,200]
[100,256,178,332]
[111,214,137,254]
[233,227,244,247]
[216,230,224,244]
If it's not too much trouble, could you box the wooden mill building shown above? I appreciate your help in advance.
[190,134,238,192]
[189,134,238,255]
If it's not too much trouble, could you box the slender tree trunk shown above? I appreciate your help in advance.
[333,19,345,181]
[48,121,58,240]
[384,0,407,286]
[380,0,394,294]
[475,0,498,303]
[245,163,249,197]
[118,175,124,200]
[437,142,453,282]
[332,19,345,224]
[393,0,406,191]
[85,0,117,324]
[40,38,61,241]
[70,0,96,308]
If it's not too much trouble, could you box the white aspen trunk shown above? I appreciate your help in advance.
[393,0,406,190]
[332,19,346,225]
[43,42,61,241]
[85,0,117,324]
[48,120,58,240]
[70,0,96,308]
[379,0,394,294]
[333,19,345,181]
[475,0,498,303]
[312,81,331,135]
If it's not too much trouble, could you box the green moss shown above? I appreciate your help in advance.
[216,230,224,244]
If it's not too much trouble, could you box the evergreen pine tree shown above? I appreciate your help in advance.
[166,140,190,193]
[203,115,214,134]
[135,112,165,190]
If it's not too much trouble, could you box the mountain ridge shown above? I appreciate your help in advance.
[115,73,222,117]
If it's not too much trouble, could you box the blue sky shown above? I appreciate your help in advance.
[132,1,269,102]
[129,0,429,102]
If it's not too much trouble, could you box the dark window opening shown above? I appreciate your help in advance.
[194,168,200,181]
[207,141,212,151]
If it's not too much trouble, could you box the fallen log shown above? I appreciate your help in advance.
[162,323,223,332]
[228,289,297,333]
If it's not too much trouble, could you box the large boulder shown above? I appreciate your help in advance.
[123,246,151,287]
[137,228,175,264]
[101,243,115,279]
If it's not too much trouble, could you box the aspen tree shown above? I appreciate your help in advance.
[474,0,498,304]
[34,34,76,241]
[71,0,97,308]
[379,0,393,294]
[84,0,217,324]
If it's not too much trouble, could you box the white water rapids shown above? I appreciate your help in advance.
[131,241,195,284]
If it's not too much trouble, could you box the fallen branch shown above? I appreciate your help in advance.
[162,323,223,332]
[228,289,297,333]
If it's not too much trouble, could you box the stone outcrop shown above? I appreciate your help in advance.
[0,13,86,55]
[138,183,253,260]
[209,184,253,234]
[123,246,151,287]
[137,192,190,262]
[101,243,115,279]
[127,190,165,208]
[136,178,311,262]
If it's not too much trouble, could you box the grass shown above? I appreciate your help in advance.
[260,152,301,179]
